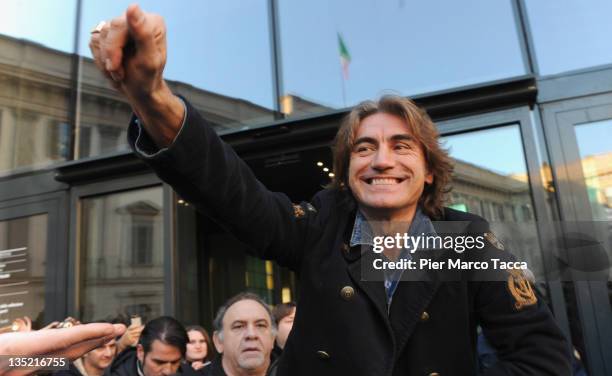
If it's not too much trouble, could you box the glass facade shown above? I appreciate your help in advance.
[1,1,612,372]
[75,0,275,159]
[78,186,164,322]
[278,0,525,116]
[0,0,76,175]
[443,125,546,290]
[574,120,612,221]
[525,0,612,75]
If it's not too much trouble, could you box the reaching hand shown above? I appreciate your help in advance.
[117,323,145,353]
[0,323,126,376]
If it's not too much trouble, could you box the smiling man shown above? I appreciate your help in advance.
[89,5,572,375]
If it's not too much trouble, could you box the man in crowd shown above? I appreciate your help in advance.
[204,293,276,376]
[270,303,295,361]
[55,336,118,376]
[89,5,572,375]
[105,316,193,376]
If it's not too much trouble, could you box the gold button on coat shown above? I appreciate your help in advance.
[316,350,330,359]
[340,286,355,300]
[420,311,430,322]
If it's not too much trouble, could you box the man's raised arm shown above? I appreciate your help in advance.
[89,4,183,148]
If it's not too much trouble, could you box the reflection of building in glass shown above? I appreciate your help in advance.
[449,159,542,278]
[0,36,71,174]
[580,152,612,220]
[0,34,278,174]
[450,159,533,222]
[79,188,164,323]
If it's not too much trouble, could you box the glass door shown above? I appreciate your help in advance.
[0,196,67,329]
[542,95,612,376]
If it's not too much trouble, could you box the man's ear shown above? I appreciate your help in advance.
[136,344,145,363]
[212,331,224,354]
[425,170,433,185]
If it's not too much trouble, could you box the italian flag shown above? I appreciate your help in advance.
[338,33,351,80]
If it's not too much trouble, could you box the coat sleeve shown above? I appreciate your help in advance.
[470,225,573,375]
[127,97,318,271]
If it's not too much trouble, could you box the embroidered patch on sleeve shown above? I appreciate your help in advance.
[507,268,537,310]
[484,232,505,251]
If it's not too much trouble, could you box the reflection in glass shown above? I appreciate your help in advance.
[442,126,547,292]
[75,0,275,158]
[525,0,612,75]
[0,1,76,175]
[0,214,47,329]
[574,120,612,221]
[279,0,525,117]
[79,187,164,322]
[574,119,612,326]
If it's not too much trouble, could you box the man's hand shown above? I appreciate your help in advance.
[116,323,144,353]
[89,4,184,148]
[0,323,126,376]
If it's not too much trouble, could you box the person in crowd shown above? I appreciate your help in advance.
[202,293,276,376]
[0,322,125,376]
[105,316,194,376]
[270,303,295,361]
[55,335,118,376]
[89,5,572,375]
[185,325,214,370]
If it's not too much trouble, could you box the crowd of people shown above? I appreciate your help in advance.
[0,294,297,376]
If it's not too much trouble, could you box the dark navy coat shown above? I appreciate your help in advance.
[128,98,571,376]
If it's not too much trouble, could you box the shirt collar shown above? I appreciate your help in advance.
[349,206,437,248]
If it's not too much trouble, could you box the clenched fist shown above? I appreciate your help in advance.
[89,4,184,148]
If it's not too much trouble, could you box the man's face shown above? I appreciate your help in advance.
[137,340,182,376]
[348,112,433,220]
[275,308,295,350]
[186,330,208,362]
[83,338,117,370]
[213,300,274,373]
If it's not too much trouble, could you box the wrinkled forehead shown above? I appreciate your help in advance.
[354,112,415,141]
[223,299,271,327]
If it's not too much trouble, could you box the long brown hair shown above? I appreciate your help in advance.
[185,325,215,363]
[330,95,453,219]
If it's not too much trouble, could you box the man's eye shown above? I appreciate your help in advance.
[355,145,373,153]
[395,144,411,151]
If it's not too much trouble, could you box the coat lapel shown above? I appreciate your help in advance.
[337,192,394,341]
[388,271,441,355]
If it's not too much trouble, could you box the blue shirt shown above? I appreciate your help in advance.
[349,207,437,308]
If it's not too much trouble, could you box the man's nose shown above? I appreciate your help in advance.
[245,324,259,339]
[160,364,173,376]
[371,146,394,170]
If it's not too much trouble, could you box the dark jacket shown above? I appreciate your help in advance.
[128,98,572,376]
[104,348,199,376]
[104,348,138,376]
[53,362,84,376]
